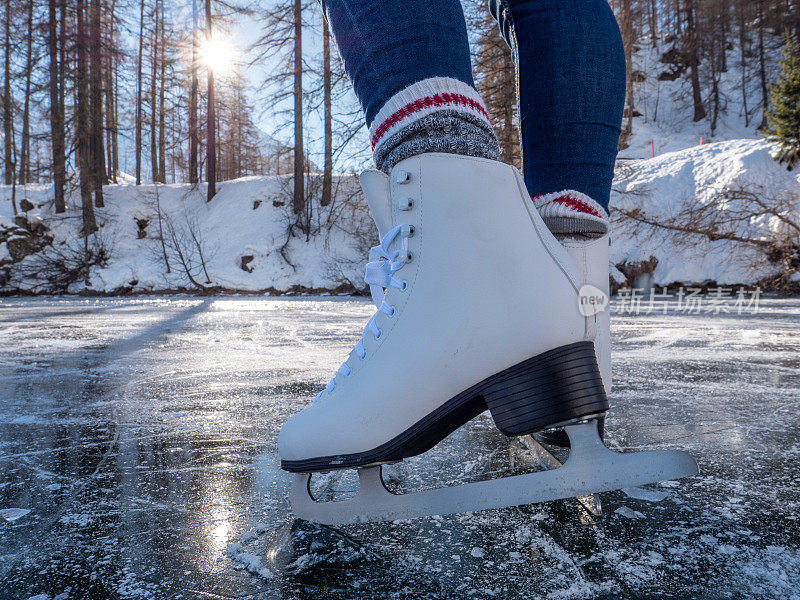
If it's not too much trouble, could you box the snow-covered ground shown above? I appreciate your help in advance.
[611,138,799,286]
[0,175,370,294]
[1,297,798,599]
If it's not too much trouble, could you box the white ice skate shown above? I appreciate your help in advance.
[278,153,697,525]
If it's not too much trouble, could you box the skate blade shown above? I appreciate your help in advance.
[522,434,602,517]
[289,420,698,525]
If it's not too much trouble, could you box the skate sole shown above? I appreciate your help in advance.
[289,420,699,525]
[281,341,608,473]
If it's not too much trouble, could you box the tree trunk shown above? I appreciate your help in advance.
[292,0,304,215]
[48,0,66,213]
[321,19,332,207]
[205,0,216,201]
[77,0,98,235]
[3,0,14,186]
[104,0,118,182]
[738,0,749,127]
[112,63,119,177]
[758,0,769,129]
[685,0,706,121]
[189,0,199,184]
[650,0,658,48]
[20,0,34,185]
[135,0,144,184]
[89,0,106,207]
[150,1,159,183]
[621,0,636,138]
[157,0,166,184]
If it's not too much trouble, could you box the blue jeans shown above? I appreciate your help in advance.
[323,0,625,210]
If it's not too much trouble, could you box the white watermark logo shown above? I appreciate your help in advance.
[614,286,762,315]
[578,284,609,318]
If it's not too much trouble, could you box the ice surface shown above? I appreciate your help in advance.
[1,296,799,599]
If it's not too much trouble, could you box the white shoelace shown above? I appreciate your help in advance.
[313,223,413,401]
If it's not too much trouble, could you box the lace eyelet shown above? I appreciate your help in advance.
[406,252,413,262]
[409,225,415,236]
[400,280,408,291]
[375,329,383,339]
[388,306,396,317]
[398,197,413,211]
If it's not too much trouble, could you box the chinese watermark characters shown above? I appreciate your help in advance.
[613,287,762,315]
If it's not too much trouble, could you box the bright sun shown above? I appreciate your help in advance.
[199,35,237,75]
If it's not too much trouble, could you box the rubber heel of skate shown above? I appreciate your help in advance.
[484,341,608,437]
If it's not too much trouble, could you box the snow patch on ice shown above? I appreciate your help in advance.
[226,542,276,579]
[0,507,31,522]
[614,506,645,519]
[622,487,670,502]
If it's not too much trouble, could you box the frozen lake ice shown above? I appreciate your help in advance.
[0,296,798,599]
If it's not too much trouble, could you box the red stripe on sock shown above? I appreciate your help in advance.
[371,93,490,149]
[533,193,602,218]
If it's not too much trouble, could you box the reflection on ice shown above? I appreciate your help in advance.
[0,296,799,599]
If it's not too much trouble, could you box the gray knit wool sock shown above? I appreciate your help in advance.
[532,191,609,240]
[376,111,499,173]
[370,77,500,174]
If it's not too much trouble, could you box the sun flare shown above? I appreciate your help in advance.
[199,35,237,75]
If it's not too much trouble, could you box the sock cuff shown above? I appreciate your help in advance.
[370,77,493,156]
[532,190,609,224]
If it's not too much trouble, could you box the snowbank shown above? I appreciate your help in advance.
[611,138,799,286]
[0,175,372,294]
[1,138,796,294]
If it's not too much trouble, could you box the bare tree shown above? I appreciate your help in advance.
[89,0,106,207]
[19,0,34,185]
[76,0,98,234]
[150,0,159,183]
[135,0,145,185]
[684,0,707,121]
[189,0,199,184]
[205,0,217,201]
[292,0,305,214]
[321,18,332,207]
[47,0,66,212]
[157,0,166,184]
[3,0,14,185]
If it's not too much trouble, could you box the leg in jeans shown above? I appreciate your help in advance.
[323,0,499,173]
[325,0,622,237]
[492,0,625,236]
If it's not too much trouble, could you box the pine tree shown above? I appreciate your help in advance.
[766,34,800,170]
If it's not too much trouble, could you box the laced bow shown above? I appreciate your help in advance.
[313,224,412,402]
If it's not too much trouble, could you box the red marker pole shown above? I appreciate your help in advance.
[700,136,704,145]
[651,140,655,158]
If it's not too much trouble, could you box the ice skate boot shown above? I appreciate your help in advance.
[279,153,697,525]
[535,222,611,447]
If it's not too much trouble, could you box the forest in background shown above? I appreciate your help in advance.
[0,0,796,235]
